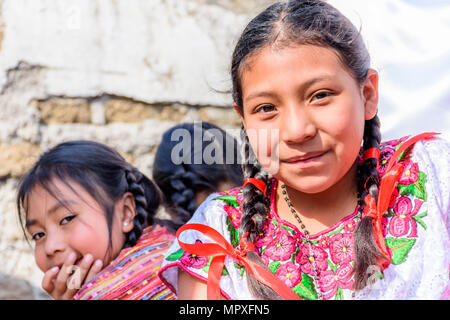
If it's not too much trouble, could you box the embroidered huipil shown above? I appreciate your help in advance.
[158,137,450,300]
[74,225,176,300]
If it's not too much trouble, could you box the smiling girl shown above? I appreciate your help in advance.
[159,0,449,300]
[17,140,175,300]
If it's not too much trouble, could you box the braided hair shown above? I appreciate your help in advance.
[153,122,243,231]
[231,0,384,297]
[16,140,163,252]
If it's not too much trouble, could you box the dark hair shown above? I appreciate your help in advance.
[16,140,163,253]
[153,122,243,231]
[231,0,384,297]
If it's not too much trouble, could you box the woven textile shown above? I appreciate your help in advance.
[74,225,176,300]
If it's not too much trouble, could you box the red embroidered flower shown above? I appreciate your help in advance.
[224,205,241,228]
[318,263,354,300]
[389,197,423,237]
[179,240,209,268]
[329,233,354,264]
[297,244,328,276]
[317,236,329,250]
[264,228,296,261]
[343,219,358,233]
[275,262,302,288]
[254,221,276,248]
[398,160,419,185]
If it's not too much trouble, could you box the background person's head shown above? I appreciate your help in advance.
[17,140,162,272]
[153,122,243,230]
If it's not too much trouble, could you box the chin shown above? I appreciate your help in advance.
[280,175,334,194]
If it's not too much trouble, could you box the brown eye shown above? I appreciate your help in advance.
[312,91,332,101]
[32,232,45,241]
[256,104,275,113]
[60,215,76,225]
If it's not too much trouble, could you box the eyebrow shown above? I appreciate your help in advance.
[244,75,335,103]
[25,200,77,228]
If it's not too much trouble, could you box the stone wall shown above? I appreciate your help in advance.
[0,0,276,299]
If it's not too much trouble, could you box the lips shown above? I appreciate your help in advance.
[282,150,327,163]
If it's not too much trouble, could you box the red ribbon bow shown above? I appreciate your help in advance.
[363,132,439,270]
[176,223,301,300]
[243,178,267,195]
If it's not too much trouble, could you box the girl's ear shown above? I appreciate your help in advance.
[234,102,246,129]
[362,69,379,120]
[117,192,136,233]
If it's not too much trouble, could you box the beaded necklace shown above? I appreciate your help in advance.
[280,183,363,300]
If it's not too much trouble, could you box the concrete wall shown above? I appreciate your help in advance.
[0,0,275,299]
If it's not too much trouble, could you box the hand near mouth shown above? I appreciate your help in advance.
[41,253,103,300]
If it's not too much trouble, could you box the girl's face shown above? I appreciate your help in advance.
[238,45,378,193]
[25,178,133,273]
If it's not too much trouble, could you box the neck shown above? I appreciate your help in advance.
[276,162,359,230]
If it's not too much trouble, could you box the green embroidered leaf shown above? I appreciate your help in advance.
[222,265,229,276]
[281,224,296,235]
[397,171,427,200]
[226,217,239,248]
[165,248,185,261]
[233,262,245,278]
[334,287,344,300]
[272,218,278,227]
[384,209,396,218]
[269,261,281,274]
[326,224,345,237]
[202,257,212,273]
[213,195,240,207]
[291,246,300,263]
[385,237,417,265]
[326,259,337,273]
[413,211,428,230]
[292,273,318,300]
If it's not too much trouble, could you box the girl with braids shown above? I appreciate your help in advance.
[17,140,176,300]
[153,122,243,232]
[159,0,449,300]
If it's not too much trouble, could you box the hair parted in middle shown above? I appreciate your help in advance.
[231,0,385,298]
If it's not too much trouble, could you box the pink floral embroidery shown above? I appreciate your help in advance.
[398,160,419,185]
[389,197,423,237]
[179,240,209,268]
[317,236,329,250]
[343,219,358,233]
[224,205,241,228]
[297,244,328,276]
[275,262,302,288]
[329,233,354,264]
[254,221,276,248]
[319,263,354,300]
[219,188,244,205]
[379,146,395,176]
[264,228,296,261]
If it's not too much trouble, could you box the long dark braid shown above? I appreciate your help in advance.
[239,128,281,299]
[123,167,160,247]
[153,122,243,231]
[353,115,387,290]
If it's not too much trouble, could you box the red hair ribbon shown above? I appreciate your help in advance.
[363,132,439,270]
[243,178,267,195]
[363,147,380,170]
[176,223,301,300]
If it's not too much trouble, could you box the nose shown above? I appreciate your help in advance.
[44,228,66,258]
[281,103,317,144]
